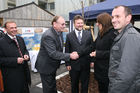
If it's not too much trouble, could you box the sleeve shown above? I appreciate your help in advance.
[0,41,18,67]
[109,34,140,93]
[65,34,71,66]
[96,31,116,59]
[96,50,110,59]
[43,35,70,61]
[0,53,18,67]
[0,58,18,67]
[19,37,31,85]
[20,37,30,61]
[78,33,95,57]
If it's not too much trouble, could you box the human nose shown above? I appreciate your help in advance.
[63,24,66,28]
[112,17,116,23]
[13,27,17,30]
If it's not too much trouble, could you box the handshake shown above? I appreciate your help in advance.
[70,51,79,60]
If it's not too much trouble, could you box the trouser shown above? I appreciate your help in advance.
[40,73,57,93]
[97,78,109,93]
[70,68,90,93]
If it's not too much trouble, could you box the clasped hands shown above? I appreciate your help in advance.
[70,51,79,60]
[90,51,96,57]
[17,55,29,64]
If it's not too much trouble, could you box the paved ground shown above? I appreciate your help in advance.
[30,64,67,93]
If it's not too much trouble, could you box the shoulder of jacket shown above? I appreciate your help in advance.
[43,29,53,37]
[126,27,140,36]
[67,31,74,35]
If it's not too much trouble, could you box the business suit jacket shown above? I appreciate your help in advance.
[0,34,31,93]
[0,30,5,38]
[65,30,94,71]
[35,27,70,75]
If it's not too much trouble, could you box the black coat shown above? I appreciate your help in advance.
[0,30,5,38]
[94,28,117,81]
[0,34,31,93]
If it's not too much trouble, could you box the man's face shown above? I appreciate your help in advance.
[74,19,84,31]
[54,17,66,32]
[112,6,130,32]
[5,23,17,37]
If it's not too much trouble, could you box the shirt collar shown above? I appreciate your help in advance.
[55,30,62,36]
[75,29,83,36]
[7,34,16,40]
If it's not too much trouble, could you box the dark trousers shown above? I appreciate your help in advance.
[97,78,109,93]
[70,68,90,93]
[40,73,57,93]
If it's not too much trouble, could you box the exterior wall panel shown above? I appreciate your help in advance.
[0,3,54,27]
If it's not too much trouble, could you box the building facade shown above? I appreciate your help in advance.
[0,0,104,21]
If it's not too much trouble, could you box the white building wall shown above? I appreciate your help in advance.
[0,0,8,11]
[135,22,140,28]
[16,0,38,6]
[55,0,89,21]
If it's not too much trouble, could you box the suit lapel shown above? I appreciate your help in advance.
[16,36,22,48]
[72,30,81,44]
[5,34,14,44]
[5,34,24,56]
[81,30,86,44]
[51,28,63,49]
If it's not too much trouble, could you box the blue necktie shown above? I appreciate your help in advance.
[78,31,81,43]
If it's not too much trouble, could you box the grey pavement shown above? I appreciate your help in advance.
[30,64,67,93]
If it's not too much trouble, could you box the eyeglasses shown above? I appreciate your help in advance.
[56,22,66,26]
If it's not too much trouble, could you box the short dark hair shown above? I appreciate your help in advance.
[4,21,16,28]
[114,5,132,16]
[51,16,61,25]
[73,15,84,23]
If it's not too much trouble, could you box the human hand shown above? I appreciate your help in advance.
[17,57,24,64]
[90,62,94,68]
[90,51,96,57]
[70,51,79,60]
[67,66,71,71]
[24,55,29,61]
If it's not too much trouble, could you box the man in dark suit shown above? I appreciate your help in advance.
[65,15,94,93]
[35,16,79,93]
[0,21,31,93]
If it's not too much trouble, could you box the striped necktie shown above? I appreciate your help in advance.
[13,38,23,57]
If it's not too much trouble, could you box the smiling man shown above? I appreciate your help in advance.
[65,15,94,93]
[35,16,79,93]
[0,21,31,93]
[108,5,140,93]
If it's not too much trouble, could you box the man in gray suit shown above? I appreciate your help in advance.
[35,16,79,93]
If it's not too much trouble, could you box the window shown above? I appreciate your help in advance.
[39,1,46,10]
[50,2,55,10]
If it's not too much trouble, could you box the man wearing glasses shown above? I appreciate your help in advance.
[35,16,79,93]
